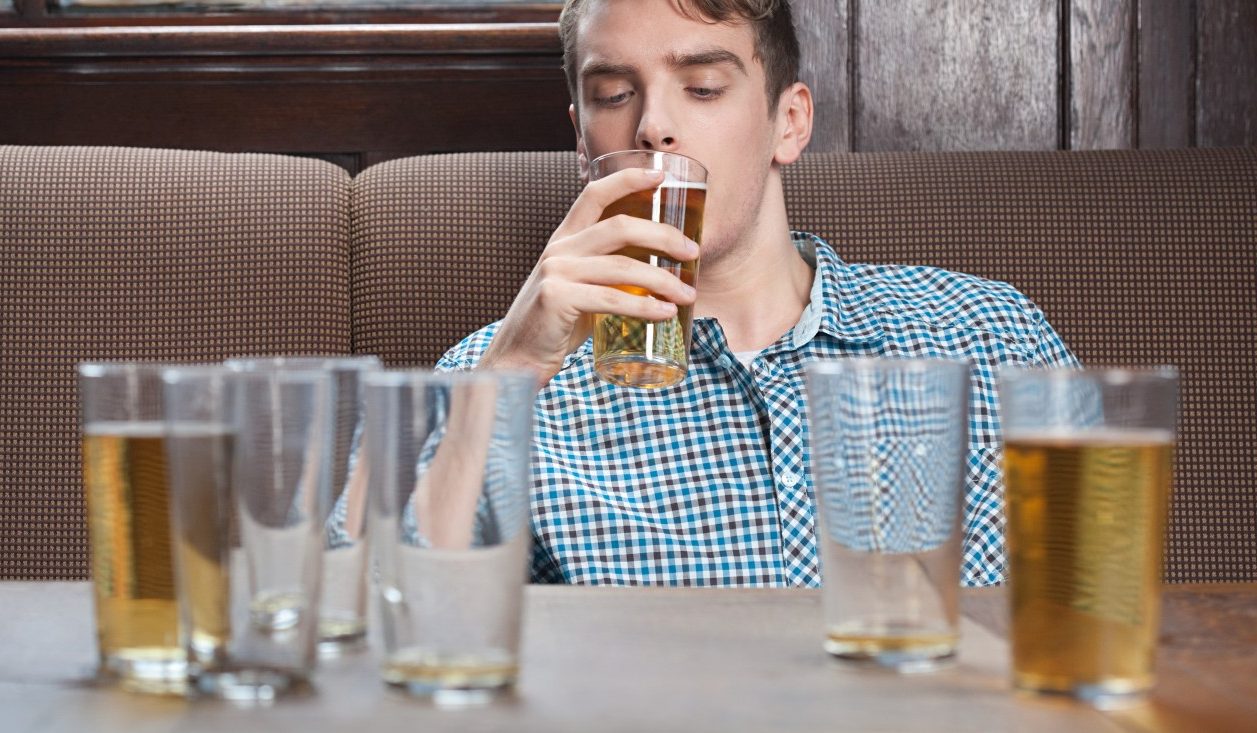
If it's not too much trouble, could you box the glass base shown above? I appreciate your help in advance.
[594,354,685,389]
[249,591,306,632]
[318,615,366,652]
[193,668,302,703]
[382,648,516,706]
[101,647,187,695]
[1014,672,1152,709]
[825,630,958,673]
[318,631,367,658]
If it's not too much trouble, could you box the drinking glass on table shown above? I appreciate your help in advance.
[589,150,706,389]
[365,369,535,704]
[164,365,335,701]
[1000,367,1177,708]
[78,362,185,694]
[226,356,381,654]
[805,358,970,672]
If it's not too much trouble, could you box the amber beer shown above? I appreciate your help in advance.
[165,423,234,667]
[589,150,707,389]
[82,422,184,692]
[593,182,705,388]
[1005,430,1173,703]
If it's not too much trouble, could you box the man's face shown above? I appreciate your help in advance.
[571,0,786,263]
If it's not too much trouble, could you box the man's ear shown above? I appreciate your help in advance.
[570,104,591,183]
[772,82,814,166]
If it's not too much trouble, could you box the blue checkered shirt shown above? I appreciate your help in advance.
[438,233,1078,587]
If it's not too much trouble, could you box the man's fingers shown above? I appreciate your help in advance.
[541,255,697,306]
[563,281,681,322]
[555,167,665,234]
[549,215,700,263]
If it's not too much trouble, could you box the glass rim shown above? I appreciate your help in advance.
[588,149,708,179]
[999,364,1179,385]
[160,364,233,383]
[225,366,333,385]
[803,356,971,376]
[363,368,536,390]
[224,355,382,371]
[78,361,181,378]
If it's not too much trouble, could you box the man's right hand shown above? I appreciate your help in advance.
[479,167,701,385]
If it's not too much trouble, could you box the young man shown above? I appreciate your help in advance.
[438,0,1077,587]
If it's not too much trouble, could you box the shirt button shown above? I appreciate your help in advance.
[781,471,799,488]
[717,354,733,369]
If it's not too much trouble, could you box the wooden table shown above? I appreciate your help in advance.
[1,582,1253,732]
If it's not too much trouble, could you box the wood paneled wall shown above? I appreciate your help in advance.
[795,0,1255,153]
[0,1,1252,161]
[0,3,575,171]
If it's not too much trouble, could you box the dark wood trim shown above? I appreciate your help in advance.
[0,73,575,155]
[2,2,562,28]
[0,20,572,159]
[0,22,561,57]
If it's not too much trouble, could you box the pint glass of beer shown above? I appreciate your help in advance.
[589,150,707,389]
[1000,367,1177,708]
[79,362,185,693]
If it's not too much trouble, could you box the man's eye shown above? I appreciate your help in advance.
[688,86,726,100]
[593,91,633,106]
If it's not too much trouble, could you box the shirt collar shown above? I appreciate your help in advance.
[683,232,888,359]
[789,231,885,347]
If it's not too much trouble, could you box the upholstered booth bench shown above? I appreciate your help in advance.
[2,145,1254,583]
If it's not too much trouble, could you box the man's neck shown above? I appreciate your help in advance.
[693,187,814,354]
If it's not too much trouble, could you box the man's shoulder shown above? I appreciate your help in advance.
[839,256,1045,337]
[436,321,501,371]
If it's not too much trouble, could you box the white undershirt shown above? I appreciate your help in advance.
[733,350,761,367]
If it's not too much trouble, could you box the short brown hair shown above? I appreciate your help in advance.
[559,0,800,114]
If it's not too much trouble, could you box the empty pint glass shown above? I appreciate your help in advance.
[1000,367,1177,708]
[805,358,970,672]
[226,356,380,654]
[79,362,184,694]
[161,366,235,696]
[589,150,706,389]
[366,370,535,703]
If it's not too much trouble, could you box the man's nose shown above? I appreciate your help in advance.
[636,97,679,151]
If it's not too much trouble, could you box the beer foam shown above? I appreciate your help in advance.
[166,422,233,438]
[84,420,233,438]
[659,174,707,190]
[1004,428,1174,446]
[83,420,166,437]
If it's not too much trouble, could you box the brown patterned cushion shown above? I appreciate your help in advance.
[352,151,582,368]
[351,147,1257,583]
[784,148,1257,584]
[0,145,353,580]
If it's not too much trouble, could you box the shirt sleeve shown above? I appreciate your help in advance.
[961,293,1079,588]
[435,322,500,373]
[1028,304,1081,368]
